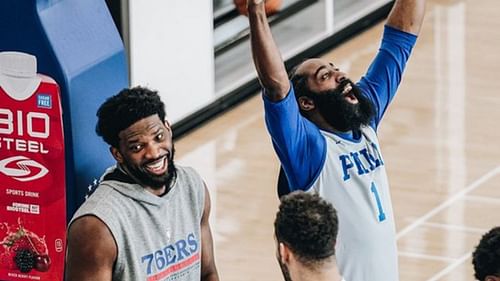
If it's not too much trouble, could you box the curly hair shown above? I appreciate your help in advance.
[274,191,338,268]
[473,226,500,280]
[96,86,166,148]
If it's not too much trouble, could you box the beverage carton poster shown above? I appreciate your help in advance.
[0,75,66,281]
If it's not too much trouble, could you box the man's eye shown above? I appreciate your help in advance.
[321,73,330,80]
[156,133,164,141]
[130,144,142,152]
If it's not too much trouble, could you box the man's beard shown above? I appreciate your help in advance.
[277,251,293,281]
[310,79,375,132]
[122,146,177,190]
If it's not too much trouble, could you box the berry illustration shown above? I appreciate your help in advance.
[1,220,51,272]
[14,249,36,273]
[10,236,31,253]
[35,254,51,272]
[0,250,16,270]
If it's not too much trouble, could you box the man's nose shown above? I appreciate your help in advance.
[145,143,161,159]
[334,71,347,84]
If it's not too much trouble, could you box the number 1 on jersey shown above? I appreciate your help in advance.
[370,182,386,222]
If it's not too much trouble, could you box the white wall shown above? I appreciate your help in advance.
[128,0,214,123]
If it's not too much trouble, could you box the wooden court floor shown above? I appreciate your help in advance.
[176,0,500,280]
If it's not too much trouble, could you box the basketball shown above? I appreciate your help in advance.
[233,0,283,17]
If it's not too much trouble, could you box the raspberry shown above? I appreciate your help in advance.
[0,251,16,270]
[10,236,31,253]
[14,249,36,273]
[4,229,48,255]
[25,231,48,255]
[1,222,50,272]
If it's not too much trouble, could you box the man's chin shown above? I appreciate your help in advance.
[144,174,170,189]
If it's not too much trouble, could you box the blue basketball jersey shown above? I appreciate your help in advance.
[311,126,397,281]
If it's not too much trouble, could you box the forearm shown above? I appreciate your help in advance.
[386,0,426,35]
[248,1,289,101]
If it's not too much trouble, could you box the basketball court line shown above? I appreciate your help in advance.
[419,221,488,234]
[398,251,456,262]
[425,251,472,281]
[395,166,500,280]
[396,165,500,240]
[465,195,500,204]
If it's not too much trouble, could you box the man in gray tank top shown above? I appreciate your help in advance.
[65,87,219,281]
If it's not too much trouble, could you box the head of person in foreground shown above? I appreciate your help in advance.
[473,226,500,281]
[274,191,342,281]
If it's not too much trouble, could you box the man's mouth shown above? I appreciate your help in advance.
[144,156,167,174]
[341,83,352,95]
[341,82,358,104]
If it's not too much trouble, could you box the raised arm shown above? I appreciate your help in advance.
[200,184,219,281]
[247,0,289,101]
[65,216,116,281]
[386,0,426,35]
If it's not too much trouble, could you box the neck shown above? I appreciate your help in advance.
[307,111,351,134]
[290,260,343,281]
[118,164,167,196]
[145,186,167,196]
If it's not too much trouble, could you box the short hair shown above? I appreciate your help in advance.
[288,62,315,99]
[473,226,500,280]
[96,86,166,148]
[274,191,338,267]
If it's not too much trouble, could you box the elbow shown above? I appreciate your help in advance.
[261,77,290,101]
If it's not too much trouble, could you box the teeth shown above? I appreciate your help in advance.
[342,83,352,95]
[146,157,165,170]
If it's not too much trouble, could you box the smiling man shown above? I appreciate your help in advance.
[65,87,219,281]
[247,0,426,280]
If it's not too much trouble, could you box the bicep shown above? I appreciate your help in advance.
[65,216,117,281]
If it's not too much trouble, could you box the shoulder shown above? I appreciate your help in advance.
[72,183,116,217]
[174,165,206,199]
[176,165,199,177]
[262,83,298,112]
[67,215,117,262]
[173,165,207,220]
[65,215,117,279]
[70,182,130,237]
[68,215,114,243]
[176,165,204,186]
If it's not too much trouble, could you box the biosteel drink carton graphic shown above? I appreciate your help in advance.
[0,52,66,281]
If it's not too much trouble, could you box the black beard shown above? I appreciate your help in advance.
[310,79,375,132]
[122,147,177,190]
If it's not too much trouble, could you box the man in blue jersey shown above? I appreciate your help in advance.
[247,0,426,280]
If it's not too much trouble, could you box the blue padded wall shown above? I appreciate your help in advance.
[0,0,129,219]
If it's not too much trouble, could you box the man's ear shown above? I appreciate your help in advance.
[279,242,291,264]
[485,276,500,281]
[110,146,123,164]
[298,96,315,111]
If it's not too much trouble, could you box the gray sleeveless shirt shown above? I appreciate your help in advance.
[70,165,205,281]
